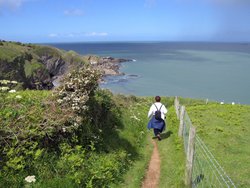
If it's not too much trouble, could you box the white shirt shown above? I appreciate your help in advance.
[148,102,168,120]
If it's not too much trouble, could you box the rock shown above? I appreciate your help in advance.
[89,56,133,77]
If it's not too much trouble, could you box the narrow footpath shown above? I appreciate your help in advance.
[142,139,161,188]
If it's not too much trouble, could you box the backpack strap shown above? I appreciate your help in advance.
[154,103,162,111]
[154,103,159,111]
[159,104,163,111]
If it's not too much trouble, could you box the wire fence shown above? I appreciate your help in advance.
[175,97,236,188]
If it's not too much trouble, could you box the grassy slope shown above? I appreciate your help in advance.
[111,96,154,188]
[0,91,154,187]
[1,84,249,187]
[0,42,25,60]
[114,96,186,188]
[186,102,250,187]
[0,41,88,63]
[158,106,186,188]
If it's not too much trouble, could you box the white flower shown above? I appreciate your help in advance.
[232,102,235,105]
[57,99,63,103]
[220,102,224,105]
[0,87,9,91]
[0,80,10,84]
[10,81,18,84]
[130,115,141,121]
[16,95,22,99]
[62,128,66,132]
[9,89,16,93]
[25,175,36,183]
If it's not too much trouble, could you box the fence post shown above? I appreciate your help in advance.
[174,96,180,119]
[185,126,196,187]
[178,106,185,137]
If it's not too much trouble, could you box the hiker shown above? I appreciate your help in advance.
[147,96,168,141]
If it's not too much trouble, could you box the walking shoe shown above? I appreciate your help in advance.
[157,134,161,141]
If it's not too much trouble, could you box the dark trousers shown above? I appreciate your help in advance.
[154,128,161,136]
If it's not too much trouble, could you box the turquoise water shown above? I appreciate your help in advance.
[50,42,250,104]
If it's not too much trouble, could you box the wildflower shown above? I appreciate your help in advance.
[16,95,22,99]
[10,81,18,84]
[57,99,63,103]
[130,115,141,121]
[0,80,10,85]
[9,89,16,93]
[232,102,235,105]
[0,87,9,91]
[62,128,66,132]
[24,175,36,183]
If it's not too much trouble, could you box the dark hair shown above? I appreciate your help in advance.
[155,96,161,102]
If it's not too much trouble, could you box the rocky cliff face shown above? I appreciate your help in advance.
[0,41,133,90]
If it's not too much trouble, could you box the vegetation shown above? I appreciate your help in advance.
[0,40,89,90]
[0,72,151,187]
[158,106,186,188]
[183,100,250,187]
[1,40,249,187]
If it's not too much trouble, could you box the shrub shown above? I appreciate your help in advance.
[55,66,101,115]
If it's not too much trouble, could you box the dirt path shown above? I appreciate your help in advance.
[142,139,161,188]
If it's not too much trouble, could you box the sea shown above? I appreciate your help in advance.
[49,42,250,104]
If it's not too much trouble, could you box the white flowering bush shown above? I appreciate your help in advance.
[0,80,18,92]
[55,66,101,114]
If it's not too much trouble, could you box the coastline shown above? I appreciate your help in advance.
[88,56,134,82]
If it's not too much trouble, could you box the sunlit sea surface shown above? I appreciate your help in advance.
[50,42,250,104]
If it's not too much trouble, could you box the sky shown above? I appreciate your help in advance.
[0,0,250,43]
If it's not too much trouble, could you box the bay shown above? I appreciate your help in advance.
[49,42,250,104]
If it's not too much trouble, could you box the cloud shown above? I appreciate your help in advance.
[85,32,108,37]
[64,9,84,16]
[48,32,108,38]
[0,0,29,10]
[48,33,58,38]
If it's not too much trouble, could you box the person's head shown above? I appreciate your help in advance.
[155,96,161,102]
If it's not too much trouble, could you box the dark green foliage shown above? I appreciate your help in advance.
[0,55,27,88]
[0,72,145,187]
[0,53,52,89]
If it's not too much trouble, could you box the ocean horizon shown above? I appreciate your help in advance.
[49,42,250,104]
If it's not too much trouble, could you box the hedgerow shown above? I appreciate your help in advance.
[0,65,141,187]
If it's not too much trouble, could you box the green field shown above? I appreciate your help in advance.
[186,102,250,187]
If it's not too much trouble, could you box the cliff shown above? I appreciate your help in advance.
[0,40,132,89]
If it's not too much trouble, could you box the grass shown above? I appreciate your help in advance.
[157,106,186,188]
[24,59,44,77]
[0,92,157,187]
[111,96,154,188]
[114,96,186,188]
[186,102,250,187]
[1,89,249,187]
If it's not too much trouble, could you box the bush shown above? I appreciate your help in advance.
[55,66,100,115]
[0,66,140,187]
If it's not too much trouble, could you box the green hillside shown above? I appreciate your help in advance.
[1,41,249,187]
[185,102,250,187]
[0,40,89,90]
